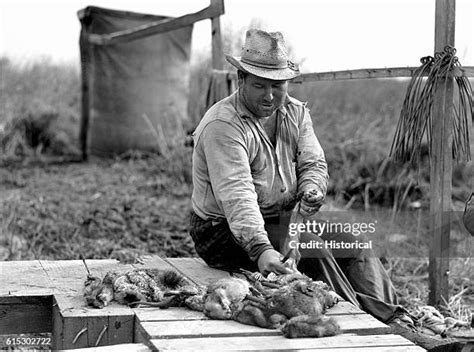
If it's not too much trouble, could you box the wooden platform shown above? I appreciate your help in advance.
[0,257,425,351]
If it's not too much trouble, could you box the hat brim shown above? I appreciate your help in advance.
[226,55,300,81]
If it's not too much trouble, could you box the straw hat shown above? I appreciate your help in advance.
[226,29,300,81]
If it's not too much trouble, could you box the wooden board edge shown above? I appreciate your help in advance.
[149,333,421,351]
[134,317,155,351]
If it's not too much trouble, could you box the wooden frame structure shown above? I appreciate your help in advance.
[79,0,225,160]
[210,0,473,306]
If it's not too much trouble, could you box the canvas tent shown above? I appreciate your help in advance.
[78,4,224,157]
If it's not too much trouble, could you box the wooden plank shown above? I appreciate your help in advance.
[87,1,225,45]
[79,27,92,161]
[59,301,134,346]
[141,319,276,339]
[0,295,52,334]
[0,260,53,296]
[150,334,420,351]
[326,301,365,315]
[52,302,65,350]
[48,259,135,315]
[87,316,110,347]
[53,299,90,349]
[55,295,135,317]
[334,313,390,334]
[295,348,424,352]
[42,259,132,294]
[84,314,135,348]
[134,307,207,322]
[211,0,224,71]
[213,65,474,84]
[293,66,473,82]
[63,343,151,352]
[53,295,135,349]
[428,0,455,307]
[84,259,134,278]
[139,312,389,339]
[132,256,177,271]
[134,301,364,323]
[165,258,230,286]
[40,260,88,294]
[106,314,135,346]
[134,321,151,348]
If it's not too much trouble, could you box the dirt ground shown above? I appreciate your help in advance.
[0,152,196,262]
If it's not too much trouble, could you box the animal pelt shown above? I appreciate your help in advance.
[83,269,341,338]
[202,277,251,319]
[415,305,472,336]
[229,272,341,337]
[83,268,204,309]
[281,315,341,338]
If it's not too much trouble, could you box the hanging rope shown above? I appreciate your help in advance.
[390,46,473,164]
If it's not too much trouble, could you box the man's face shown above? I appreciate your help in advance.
[239,73,288,118]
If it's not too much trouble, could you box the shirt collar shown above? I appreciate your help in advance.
[232,89,289,120]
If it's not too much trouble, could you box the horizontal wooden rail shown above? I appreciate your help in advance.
[87,0,224,45]
[293,66,474,82]
[214,65,474,83]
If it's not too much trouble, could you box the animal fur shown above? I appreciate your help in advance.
[281,315,340,338]
[83,269,340,338]
[230,272,341,337]
[83,268,204,309]
[202,277,250,319]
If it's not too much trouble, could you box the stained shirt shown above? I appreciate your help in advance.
[191,90,328,261]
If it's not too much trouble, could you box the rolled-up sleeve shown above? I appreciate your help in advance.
[201,120,274,261]
[296,107,329,195]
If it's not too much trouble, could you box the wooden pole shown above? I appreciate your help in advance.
[78,13,92,161]
[428,0,455,306]
[210,0,224,71]
[87,3,225,45]
[207,0,227,106]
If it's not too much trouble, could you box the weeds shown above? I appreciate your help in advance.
[289,79,473,210]
[0,57,81,158]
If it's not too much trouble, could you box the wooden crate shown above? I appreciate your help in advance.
[0,259,136,349]
[47,260,136,350]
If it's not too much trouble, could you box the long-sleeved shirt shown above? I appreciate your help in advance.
[191,90,328,261]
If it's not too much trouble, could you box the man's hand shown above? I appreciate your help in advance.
[282,257,300,274]
[257,249,294,276]
[299,188,324,217]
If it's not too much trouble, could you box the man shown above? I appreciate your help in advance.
[190,29,401,323]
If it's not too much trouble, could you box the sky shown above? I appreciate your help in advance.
[0,0,473,72]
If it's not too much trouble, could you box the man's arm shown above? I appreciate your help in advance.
[296,106,329,204]
[200,120,273,262]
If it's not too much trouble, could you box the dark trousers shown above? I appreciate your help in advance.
[189,211,403,323]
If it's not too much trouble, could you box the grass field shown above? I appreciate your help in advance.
[0,56,472,324]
